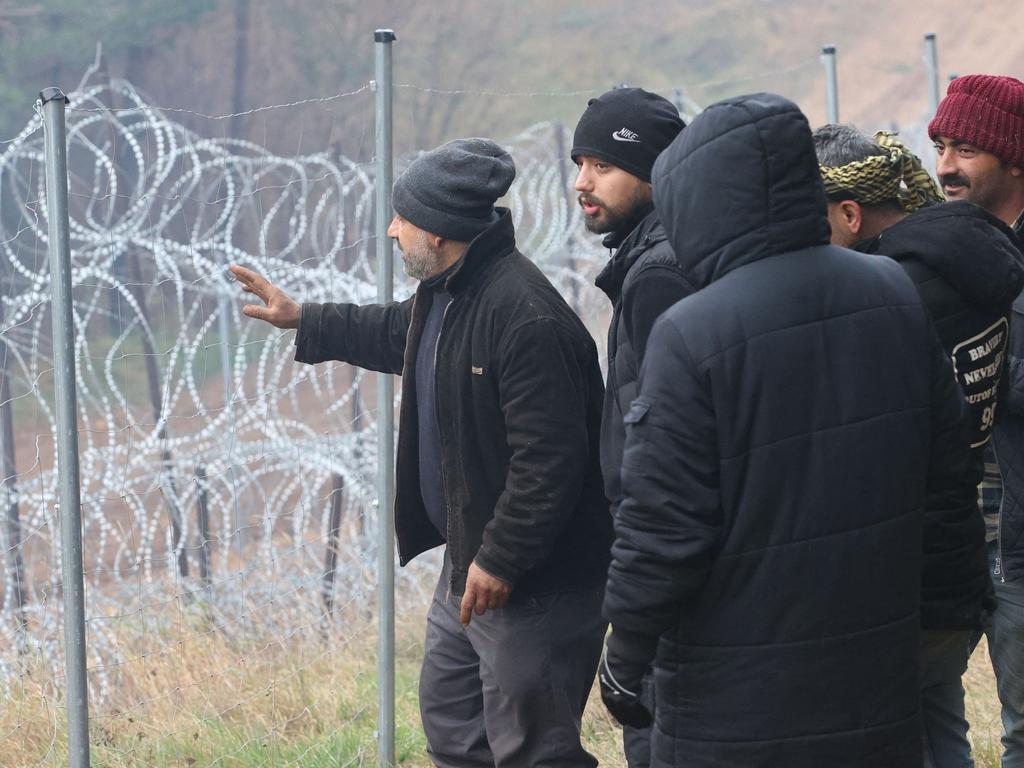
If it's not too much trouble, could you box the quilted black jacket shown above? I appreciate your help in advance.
[603,93,976,767]
[995,286,1024,582]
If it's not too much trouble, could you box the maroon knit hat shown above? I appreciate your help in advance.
[928,74,1024,165]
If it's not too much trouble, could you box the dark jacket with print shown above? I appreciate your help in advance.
[994,214,1024,581]
[603,93,975,767]
[857,200,1023,624]
[595,205,695,511]
[295,209,612,596]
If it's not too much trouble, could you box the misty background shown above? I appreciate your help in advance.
[3,0,1022,160]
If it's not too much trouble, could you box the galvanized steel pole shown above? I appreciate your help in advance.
[373,28,396,768]
[39,86,90,768]
[925,33,941,117]
[823,44,839,124]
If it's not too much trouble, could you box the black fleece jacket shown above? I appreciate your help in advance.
[295,209,612,596]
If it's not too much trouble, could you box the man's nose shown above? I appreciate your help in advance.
[935,151,955,178]
[386,216,400,238]
[573,167,591,193]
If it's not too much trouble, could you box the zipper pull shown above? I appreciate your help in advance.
[995,555,1005,583]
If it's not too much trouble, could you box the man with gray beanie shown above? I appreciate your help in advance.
[572,87,691,768]
[231,138,612,767]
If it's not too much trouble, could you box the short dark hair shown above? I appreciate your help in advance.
[812,124,903,212]
[812,124,888,167]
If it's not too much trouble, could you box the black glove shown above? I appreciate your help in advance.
[599,628,657,729]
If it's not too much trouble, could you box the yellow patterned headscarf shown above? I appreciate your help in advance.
[819,131,944,212]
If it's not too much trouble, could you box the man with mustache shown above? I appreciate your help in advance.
[231,138,612,768]
[815,123,1024,768]
[570,87,690,768]
[931,75,1024,768]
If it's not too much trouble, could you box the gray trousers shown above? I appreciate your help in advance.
[419,554,606,767]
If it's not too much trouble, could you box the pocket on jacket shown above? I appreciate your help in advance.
[624,397,652,425]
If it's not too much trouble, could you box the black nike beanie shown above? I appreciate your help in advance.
[571,88,685,182]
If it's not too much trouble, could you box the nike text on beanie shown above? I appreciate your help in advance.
[571,87,685,182]
[928,74,1024,166]
[391,137,517,242]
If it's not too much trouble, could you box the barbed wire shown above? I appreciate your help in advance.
[0,70,611,765]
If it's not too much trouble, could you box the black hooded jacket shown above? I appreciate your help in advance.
[857,201,1024,626]
[295,210,612,596]
[594,204,695,512]
[603,93,975,767]
[995,288,1024,581]
[995,214,1024,581]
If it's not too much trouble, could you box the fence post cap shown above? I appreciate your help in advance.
[39,87,70,105]
[374,29,396,43]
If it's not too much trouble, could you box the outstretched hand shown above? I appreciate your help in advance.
[460,562,512,625]
[229,264,301,329]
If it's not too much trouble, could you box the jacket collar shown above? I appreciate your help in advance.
[438,207,517,295]
[595,205,665,303]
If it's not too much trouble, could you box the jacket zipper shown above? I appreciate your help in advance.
[434,297,455,600]
[992,440,1006,583]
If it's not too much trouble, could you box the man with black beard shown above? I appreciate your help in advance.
[570,87,689,768]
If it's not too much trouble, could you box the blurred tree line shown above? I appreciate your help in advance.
[0,0,552,160]
[0,0,979,160]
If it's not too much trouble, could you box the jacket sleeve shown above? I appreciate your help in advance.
[1005,296,1024,417]
[603,316,721,642]
[621,265,694,365]
[921,319,990,629]
[472,317,592,585]
[293,297,413,374]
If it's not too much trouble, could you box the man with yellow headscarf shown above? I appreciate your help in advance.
[814,123,1024,768]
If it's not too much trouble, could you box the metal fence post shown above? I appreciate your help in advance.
[0,302,27,634]
[925,33,941,117]
[552,121,581,311]
[39,86,90,768]
[321,472,345,620]
[822,44,839,124]
[373,28,396,768]
[195,464,211,588]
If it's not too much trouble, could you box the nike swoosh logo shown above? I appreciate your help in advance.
[612,129,640,143]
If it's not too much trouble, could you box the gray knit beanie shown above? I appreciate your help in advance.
[391,138,516,242]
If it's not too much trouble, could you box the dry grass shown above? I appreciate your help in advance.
[965,636,1004,768]
[0,612,1005,767]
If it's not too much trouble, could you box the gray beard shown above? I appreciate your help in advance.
[401,239,443,282]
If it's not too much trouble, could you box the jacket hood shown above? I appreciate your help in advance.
[865,201,1024,307]
[652,92,831,288]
